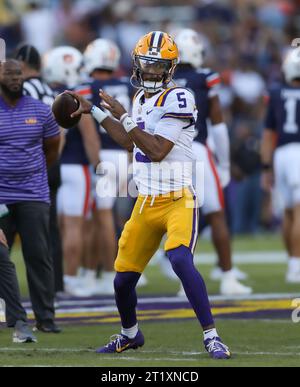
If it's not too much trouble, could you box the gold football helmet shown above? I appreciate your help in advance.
[131,31,178,93]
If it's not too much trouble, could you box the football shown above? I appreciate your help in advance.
[52,92,81,129]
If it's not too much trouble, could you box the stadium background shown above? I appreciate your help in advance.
[2,0,300,233]
[0,0,300,367]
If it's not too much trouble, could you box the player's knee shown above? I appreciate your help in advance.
[167,245,193,274]
[114,272,140,294]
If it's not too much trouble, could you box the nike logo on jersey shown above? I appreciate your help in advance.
[146,109,153,115]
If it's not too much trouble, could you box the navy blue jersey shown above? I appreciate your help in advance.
[53,84,90,165]
[77,77,134,150]
[60,128,90,165]
[173,66,221,144]
[265,84,300,148]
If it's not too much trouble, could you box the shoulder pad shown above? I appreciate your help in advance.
[154,87,193,107]
[133,88,144,103]
[159,88,197,120]
[196,67,211,75]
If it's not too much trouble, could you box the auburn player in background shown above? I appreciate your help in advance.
[261,47,300,284]
[75,39,136,295]
[173,29,252,296]
[68,31,231,359]
[43,46,101,297]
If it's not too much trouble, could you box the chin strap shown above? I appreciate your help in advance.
[130,73,166,93]
[141,80,164,93]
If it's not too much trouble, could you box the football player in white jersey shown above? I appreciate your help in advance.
[173,28,251,296]
[75,39,133,295]
[43,46,101,297]
[262,47,300,283]
[68,31,231,359]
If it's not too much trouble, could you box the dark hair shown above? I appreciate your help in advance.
[13,43,41,71]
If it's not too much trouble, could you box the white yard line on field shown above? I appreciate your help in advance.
[190,252,285,265]
[149,250,287,266]
[0,348,299,357]
[0,347,300,362]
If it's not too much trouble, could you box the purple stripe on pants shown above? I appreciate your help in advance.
[189,191,197,251]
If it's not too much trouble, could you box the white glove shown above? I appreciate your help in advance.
[210,122,230,188]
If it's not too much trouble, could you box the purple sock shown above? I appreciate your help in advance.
[114,272,140,329]
[167,245,214,329]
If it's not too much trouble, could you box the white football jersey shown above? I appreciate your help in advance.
[131,86,198,195]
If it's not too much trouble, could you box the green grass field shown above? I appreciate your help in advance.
[1,234,300,367]
[0,320,299,367]
[11,234,289,296]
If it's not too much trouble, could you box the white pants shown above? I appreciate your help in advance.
[274,143,300,210]
[57,164,92,217]
[192,141,224,215]
[94,150,129,210]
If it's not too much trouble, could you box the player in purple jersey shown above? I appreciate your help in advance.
[0,59,61,333]
[170,29,251,296]
[261,47,300,283]
[75,39,135,294]
[43,46,101,297]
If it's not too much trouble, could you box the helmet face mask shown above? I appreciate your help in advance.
[131,31,178,93]
[132,55,175,92]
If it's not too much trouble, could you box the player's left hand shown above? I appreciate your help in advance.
[99,89,127,120]
[217,165,231,188]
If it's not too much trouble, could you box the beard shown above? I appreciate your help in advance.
[0,83,24,100]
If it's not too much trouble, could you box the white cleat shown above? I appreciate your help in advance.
[177,280,253,298]
[177,284,187,298]
[93,281,115,295]
[158,256,178,281]
[286,259,300,283]
[64,283,94,298]
[220,272,252,296]
[64,275,94,298]
[137,273,148,287]
[286,271,300,284]
[210,266,248,282]
[93,272,115,295]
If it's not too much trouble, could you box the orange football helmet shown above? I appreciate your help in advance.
[131,31,178,93]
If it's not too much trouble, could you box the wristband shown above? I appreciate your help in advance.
[121,113,137,133]
[91,105,109,124]
[120,113,128,123]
